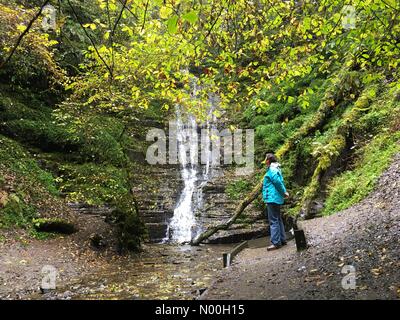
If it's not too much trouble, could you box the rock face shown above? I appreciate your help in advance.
[130,117,268,244]
[133,164,182,243]
[66,203,113,216]
[133,158,268,243]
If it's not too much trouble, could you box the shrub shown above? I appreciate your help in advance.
[57,163,130,206]
[0,135,58,195]
[0,193,36,228]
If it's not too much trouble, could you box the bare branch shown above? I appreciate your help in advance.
[0,0,50,69]
[141,0,150,32]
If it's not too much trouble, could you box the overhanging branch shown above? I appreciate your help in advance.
[0,0,51,69]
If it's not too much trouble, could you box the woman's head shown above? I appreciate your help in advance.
[264,153,277,166]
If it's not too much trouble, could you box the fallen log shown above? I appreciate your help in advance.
[276,66,359,160]
[190,181,263,245]
[300,84,376,218]
[223,241,249,267]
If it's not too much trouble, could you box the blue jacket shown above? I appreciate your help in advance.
[262,163,287,205]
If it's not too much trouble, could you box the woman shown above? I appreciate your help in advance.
[262,153,289,251]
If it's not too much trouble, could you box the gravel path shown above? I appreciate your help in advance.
[202,154,400,300]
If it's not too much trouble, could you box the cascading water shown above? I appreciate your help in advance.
[169,109,199,243]
[169,94,217,243]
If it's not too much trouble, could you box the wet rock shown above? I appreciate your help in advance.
[60,291,73,300]
[146,223,169,243]
[126,149,146,164]
[202,183,225,193]
[67,202,113,217]
[39,287,55,294]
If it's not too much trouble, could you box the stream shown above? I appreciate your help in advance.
[29,243,232,300]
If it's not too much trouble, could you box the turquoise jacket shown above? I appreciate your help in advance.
[262,163,287,205]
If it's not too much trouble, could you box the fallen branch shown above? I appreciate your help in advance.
[190,180,262,245]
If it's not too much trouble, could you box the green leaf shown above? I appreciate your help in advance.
[17,24,27,32]
[167,15,179,34]
[287,96,295,104]
[182,11,198,24]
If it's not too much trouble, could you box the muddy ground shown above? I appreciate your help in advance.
[201,154,400,300]
[0,212,231,300]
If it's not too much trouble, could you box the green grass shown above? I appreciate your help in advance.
[29,229,58,240]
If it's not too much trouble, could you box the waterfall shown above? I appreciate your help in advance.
[168,94,217,244]
[169,109,199,243]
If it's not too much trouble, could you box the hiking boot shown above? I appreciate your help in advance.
[267,244,281,251]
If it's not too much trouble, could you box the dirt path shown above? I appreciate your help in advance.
[201,154,400,300]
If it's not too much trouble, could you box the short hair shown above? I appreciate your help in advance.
[265,152,277,163]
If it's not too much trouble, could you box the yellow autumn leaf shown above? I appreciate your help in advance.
[159,6,173,19]
[83,23,96,30]
[17,24,27,32]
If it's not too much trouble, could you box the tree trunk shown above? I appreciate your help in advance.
[277,66,359,159]
[300,85,375,218]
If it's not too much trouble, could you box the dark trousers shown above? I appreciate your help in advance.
[266,203,286,246]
